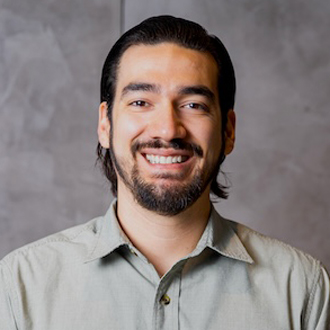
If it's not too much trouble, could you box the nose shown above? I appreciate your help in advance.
[147,103,187,141]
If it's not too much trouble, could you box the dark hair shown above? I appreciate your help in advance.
[97,15,236,199]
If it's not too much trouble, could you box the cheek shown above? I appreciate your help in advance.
[202,130,223,163]
[113,114,146,146]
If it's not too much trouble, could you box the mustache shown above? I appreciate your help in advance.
[131,139,203,158]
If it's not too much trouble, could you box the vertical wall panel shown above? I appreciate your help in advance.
[124,0,330,269]
[0,0,121,257]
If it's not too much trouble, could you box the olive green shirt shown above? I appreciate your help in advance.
[1,200,329,329]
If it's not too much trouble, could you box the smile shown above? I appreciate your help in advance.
[145,154,189,164]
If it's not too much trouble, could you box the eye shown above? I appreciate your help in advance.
[130,100,149,107]
[183,102,208,112]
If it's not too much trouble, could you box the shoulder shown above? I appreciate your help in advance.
[220,217,328,295]
[215,215,330,327]
[0,215,105,328]
[0,215,104,272]
[229,219,330,327]
[227,218,322,271]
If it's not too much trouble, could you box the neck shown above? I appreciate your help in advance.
[116,183,211,277]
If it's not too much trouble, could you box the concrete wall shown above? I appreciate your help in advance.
[1,0,329,270]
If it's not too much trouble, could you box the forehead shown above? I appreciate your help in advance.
[116,42,219,94]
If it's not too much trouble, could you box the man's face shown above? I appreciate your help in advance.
[99,42,233,215]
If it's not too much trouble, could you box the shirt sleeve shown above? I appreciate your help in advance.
[304,265,330,330]
[0,261,18,330]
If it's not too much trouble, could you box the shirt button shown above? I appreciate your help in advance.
[160,294,171,305]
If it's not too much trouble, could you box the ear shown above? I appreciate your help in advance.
[224,109,236,156]
[97,102,111,149]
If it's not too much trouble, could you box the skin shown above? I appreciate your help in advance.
[98,43,236,277]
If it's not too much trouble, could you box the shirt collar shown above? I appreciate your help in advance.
[84,200,254,264]
[200,205,254,264]
[84,200,130,263]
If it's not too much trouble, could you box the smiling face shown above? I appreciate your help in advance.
[98,42,235,215]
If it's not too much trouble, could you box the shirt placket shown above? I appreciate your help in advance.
[152,262,184,330]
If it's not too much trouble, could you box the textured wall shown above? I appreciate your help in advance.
[0,0,121,256]
[1,1,330,270]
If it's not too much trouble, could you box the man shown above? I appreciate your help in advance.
[0,15,329,329]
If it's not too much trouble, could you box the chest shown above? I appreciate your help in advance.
[16,251,305,330]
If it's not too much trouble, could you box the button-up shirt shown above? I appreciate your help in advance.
[1,200,329,329]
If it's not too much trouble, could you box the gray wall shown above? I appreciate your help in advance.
[1,0,329,270]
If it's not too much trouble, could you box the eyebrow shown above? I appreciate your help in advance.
[121,82,215,103]
[121,83,161,98]
[178,86,215,103]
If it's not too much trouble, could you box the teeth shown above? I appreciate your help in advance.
[145,154,187,164]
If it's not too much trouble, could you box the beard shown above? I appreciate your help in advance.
[110,138,218,216]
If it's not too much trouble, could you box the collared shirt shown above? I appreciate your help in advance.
[0,200,329,329]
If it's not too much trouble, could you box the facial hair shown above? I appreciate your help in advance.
[110,138,217,216]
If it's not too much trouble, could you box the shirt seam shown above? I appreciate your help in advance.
[1,259,20,329]
[303,259,322,328]
[3,222,95,263]
[249,227,318,263]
